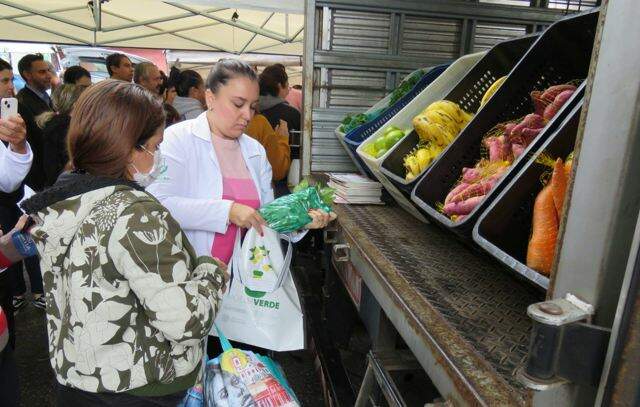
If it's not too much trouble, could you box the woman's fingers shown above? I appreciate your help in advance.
[306,209,336,229]
[14,215,29,232]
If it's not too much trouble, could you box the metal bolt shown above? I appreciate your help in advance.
[538,302,563,315]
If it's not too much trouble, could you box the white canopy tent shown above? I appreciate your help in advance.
[0,0,304,55]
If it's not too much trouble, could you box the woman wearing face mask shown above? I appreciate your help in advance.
[19,80,228,406]
[147,59,332,346]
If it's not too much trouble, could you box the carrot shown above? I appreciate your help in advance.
[564,153,573,178]
[550,158,568,217]
[527,185,559,276]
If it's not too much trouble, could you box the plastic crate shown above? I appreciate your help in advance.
[473,102,583,290]
[355,53,485,222]
[335,65,449,177]
[411,9,598,237]
[380,34,539,197]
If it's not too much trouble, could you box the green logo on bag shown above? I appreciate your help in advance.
[244,287,267,298]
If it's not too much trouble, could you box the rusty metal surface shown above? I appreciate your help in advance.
[335,204,544,405]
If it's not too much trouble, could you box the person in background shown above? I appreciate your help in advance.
[19,79,227,405]
[285,83,302,112]
[159,70,177,105]
[245,115,291,196]
[0,56,30,304]
[62,65,92,86]
[164,102,181,128]
[17,53,52,192]
[169,67,206,120]
[258,63,300,134]
[106,53,134,82]
[0,59,30,407]
[134,62,163,96]
[38,84,88,187]
[14,55,49,312]
[0,304,19,406]
[47,62,61,91]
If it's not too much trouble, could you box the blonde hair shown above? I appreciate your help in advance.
[36,83,88,128]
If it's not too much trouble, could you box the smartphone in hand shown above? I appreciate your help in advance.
[1,97,18,119]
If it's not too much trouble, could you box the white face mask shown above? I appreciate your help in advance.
[131,147,166,187]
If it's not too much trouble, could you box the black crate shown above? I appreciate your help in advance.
[379,34,539,195]
[411,9,598,237]
[473,102,583,290]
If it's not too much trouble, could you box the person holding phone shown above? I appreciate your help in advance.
[0,57,30,407]
[0,58,32,194]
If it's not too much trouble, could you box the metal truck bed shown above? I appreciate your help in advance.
[332,204,545,405]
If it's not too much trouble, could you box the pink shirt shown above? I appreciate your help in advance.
[285,88,302,112]
[210,135,260,264]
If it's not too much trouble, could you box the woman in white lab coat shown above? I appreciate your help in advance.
[147,58,330,295]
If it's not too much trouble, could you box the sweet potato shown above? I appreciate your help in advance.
[449,178,496,203]
[485,135,512,163]
[443,195,486,216]
[542,84,576,103]
[543,90,575,121]
[511,113,545,139]
[445,182,471,204]
[521,127,543,146]
[512,143,525,158]
[503,122,517,138]
[530,90,547,116]
[462,167,482,183]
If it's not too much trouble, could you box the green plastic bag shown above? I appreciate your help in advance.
[259,181,334,233]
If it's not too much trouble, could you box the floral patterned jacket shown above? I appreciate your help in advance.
[22,174,225,394]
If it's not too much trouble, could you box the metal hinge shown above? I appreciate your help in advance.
[519,294,611,388]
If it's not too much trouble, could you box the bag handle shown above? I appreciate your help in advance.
[232,227,293,292]
[215,323,233,352]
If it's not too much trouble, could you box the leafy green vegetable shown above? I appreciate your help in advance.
[259,184,335,233]
[388,70,425,107]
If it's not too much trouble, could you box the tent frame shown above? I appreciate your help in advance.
[0,0,303,53]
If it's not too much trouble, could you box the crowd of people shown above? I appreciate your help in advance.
[0,52,322,407]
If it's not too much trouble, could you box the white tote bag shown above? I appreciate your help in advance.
[234,227,293,293]
[213,227,304,351]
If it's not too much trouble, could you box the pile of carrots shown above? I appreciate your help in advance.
[526,153,573,276]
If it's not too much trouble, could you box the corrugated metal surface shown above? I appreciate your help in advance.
[312,108,358,172]
[307,0,597,175]
[331,9,391,54]
[474,22,528,52]
[480,0,597,9]
[400,15,462,60]
[548,0,598,11]
[327,69,387,108]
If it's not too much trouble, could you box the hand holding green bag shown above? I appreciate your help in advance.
[258,180,336,233]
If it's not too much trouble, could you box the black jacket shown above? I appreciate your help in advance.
[261,102,301,134]
[17,87,53,192]
[41,114,71,188]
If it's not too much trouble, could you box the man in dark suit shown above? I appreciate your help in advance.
[14,54,49,313]
[17,53,52,192]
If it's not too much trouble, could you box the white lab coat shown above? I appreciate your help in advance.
[147,112,275,257]
[0,141,32,193]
